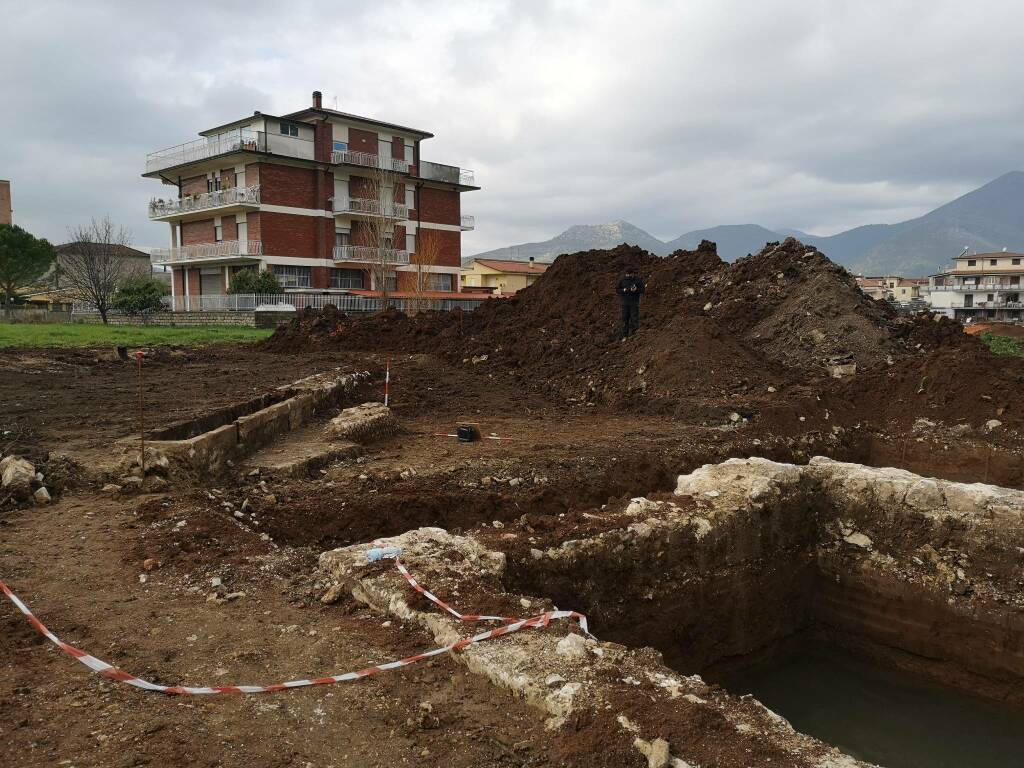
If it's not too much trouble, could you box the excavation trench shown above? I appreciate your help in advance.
[496,458,1024,767]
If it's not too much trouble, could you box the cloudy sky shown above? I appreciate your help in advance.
[2,0,1023,253]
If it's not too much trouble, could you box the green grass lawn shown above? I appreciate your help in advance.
[980,332,1024,357]
[0,322,273,348]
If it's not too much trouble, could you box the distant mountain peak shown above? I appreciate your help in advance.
[468,171,1024,276]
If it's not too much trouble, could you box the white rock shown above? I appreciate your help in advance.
[0,456,35,499]
[33,487,51,505]
[843,532,873,549]
[985,419,1003,431]
[556,633,589,660]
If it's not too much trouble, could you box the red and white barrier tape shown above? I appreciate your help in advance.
[0,553,590,696]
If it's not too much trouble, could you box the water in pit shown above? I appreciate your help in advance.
[717,640,1024,768]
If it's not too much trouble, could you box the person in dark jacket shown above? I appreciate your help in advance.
[616,267,646,339]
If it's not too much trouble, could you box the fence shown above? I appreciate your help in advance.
[74,292,487,316]
[1,305,73,323]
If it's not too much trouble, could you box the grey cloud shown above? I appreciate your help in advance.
[1,0,1022,254]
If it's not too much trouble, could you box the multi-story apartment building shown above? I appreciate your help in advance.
[144,92,477,307]
[929,250,1024,322]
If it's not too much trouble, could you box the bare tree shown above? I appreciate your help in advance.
[361,164,404,310]
[408,227,443,314]
[60,217,143,324]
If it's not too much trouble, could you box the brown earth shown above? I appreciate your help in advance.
[4,234,1024,767]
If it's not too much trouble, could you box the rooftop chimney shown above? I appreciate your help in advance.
[529,256,535,269]
[312,90,322,109]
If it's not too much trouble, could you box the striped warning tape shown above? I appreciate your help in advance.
[0,549,590,695]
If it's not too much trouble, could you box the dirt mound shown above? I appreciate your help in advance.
[264,237,988,423]
[830,335,1024,429]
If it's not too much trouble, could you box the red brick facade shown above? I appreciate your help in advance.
[417,186,460,226]
[260,211,318,258]
[348,127,377,155]
[181,219,215,245]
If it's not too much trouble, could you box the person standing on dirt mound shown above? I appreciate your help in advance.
[616,266,646,339]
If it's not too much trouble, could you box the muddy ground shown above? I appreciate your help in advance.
[2,341,1024,767]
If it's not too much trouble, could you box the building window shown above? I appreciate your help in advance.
[964,293,973,307]
[404,142,414,164]
[214,224,223,242]
[405,186,415,209]
[990,259,999,266]
[987,293,995,302]
[330,268,363,289]
[967,259,976,266]
[1014,258,1021,265]
[333,141,348,152]
[383,272,398,292]
[274,265,311,288]
[279,122,299,137]
[426,273,453,292]
[335,228,351,247]
[406,232,416,254]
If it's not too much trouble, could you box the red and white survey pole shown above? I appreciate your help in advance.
[384,358,391,407]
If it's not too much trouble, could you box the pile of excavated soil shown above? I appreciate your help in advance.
[266,238,1012,424]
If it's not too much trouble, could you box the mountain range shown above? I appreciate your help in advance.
[469,171,1024,276]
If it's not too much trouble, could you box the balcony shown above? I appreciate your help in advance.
[460,214,475,231]
[419,160,475,186]
[146,130,264,174]
[151,240,263,265]
[333,197,408,220]
[931,283,1022,292]
[146,130,315,174]
[149,185,261,220]
[332,245,410,265]
[331,149,409,173]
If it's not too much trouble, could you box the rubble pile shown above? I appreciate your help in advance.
[266,237,1021,426]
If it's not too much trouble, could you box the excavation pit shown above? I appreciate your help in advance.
[321,457,1024,767]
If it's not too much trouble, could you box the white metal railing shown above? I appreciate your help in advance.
[73,292,486,314]
[151,240,263,263]
[460,214,475,230]
[931,283,1022,292]
[146,129,264,174]
[149,185,261,218]
[331,149,409,173]
[419,160,475,186]
[332,245,410,265]
[333,197,408,219]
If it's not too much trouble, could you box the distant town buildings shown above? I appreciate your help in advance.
[461,258,548,295]
[143,91,478,310]
[0,180,11,225]
[855,274,930,305]
[929,251,1024,322]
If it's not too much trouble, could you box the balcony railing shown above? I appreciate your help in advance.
[75,292,488,315]
[419,160,475,186]
[460,214,475,230]
[332,245,410,265]
[331,149,409,173]
[931,283,1022,291]
[146,129,264,174]
[151,240,263,264]
[146,130,315,174]
[333,197,408,219]
[149,185,261,219]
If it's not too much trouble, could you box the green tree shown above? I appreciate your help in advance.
[227,268,282,294]
[111,277,169,321]
[0,224,56,308]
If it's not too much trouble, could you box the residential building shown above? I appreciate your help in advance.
[855,274,930,304]
[930,251,1024,322]
[461,258,548,295]
[0,180,11,225]
[144,91,478,309]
